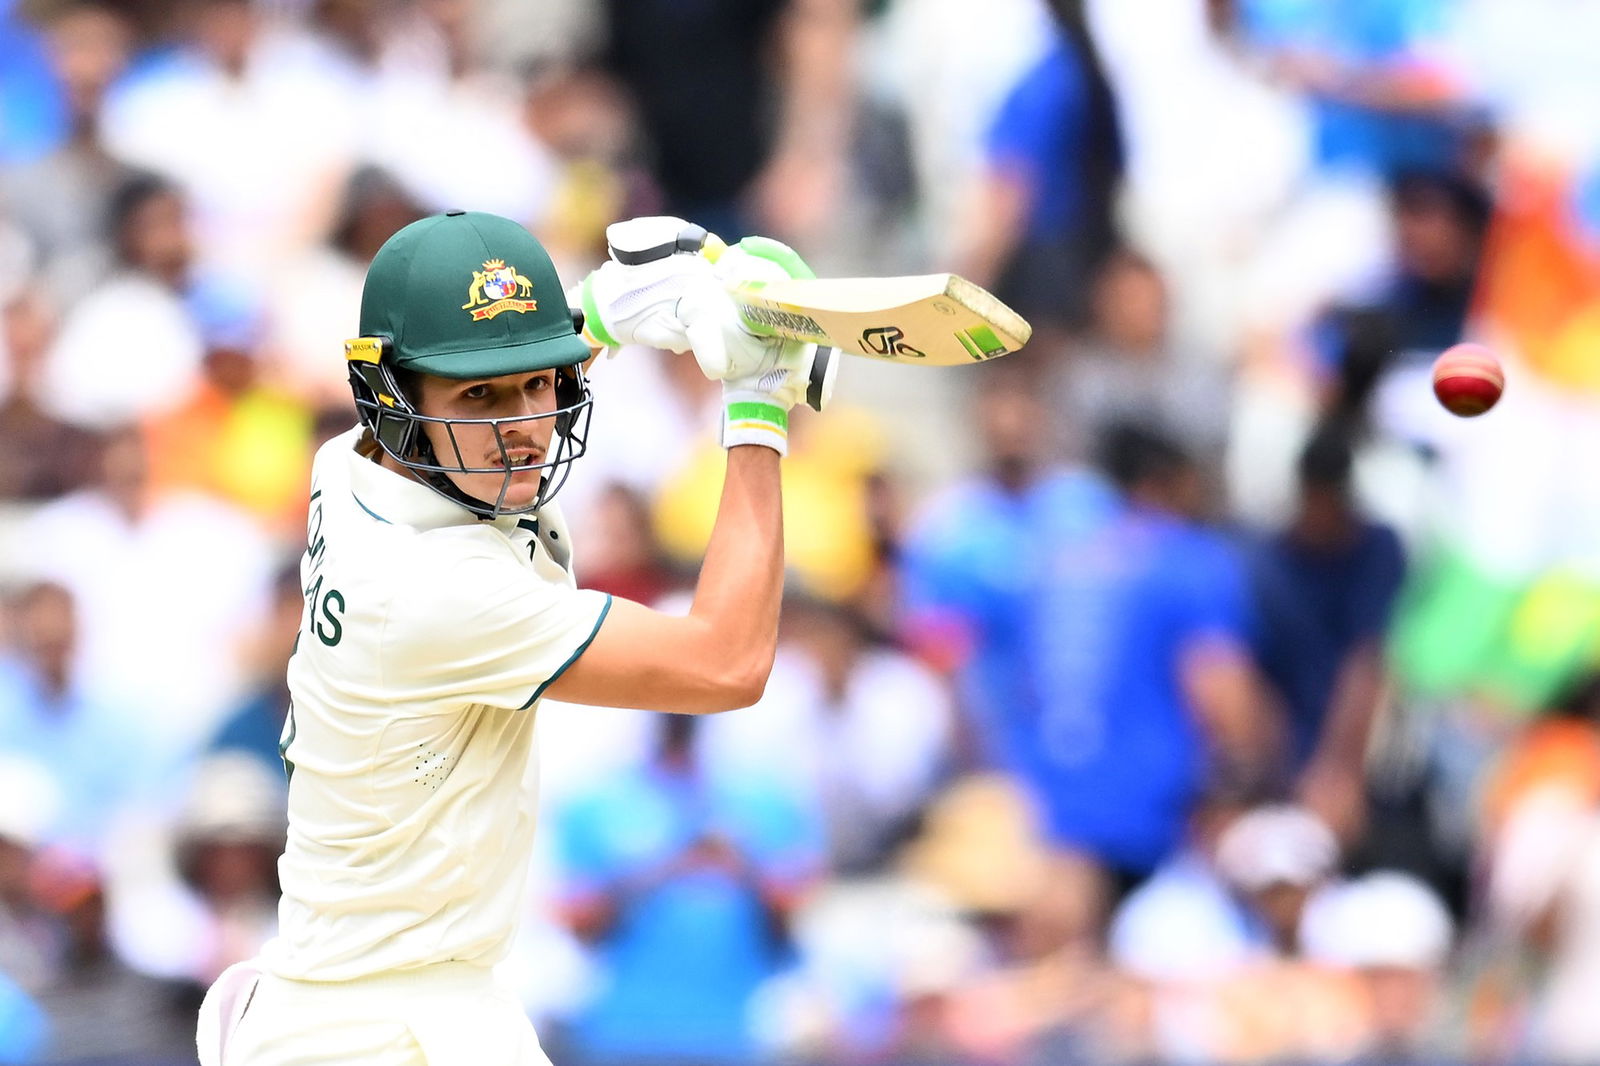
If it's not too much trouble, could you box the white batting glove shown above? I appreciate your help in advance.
[573,218,837,450]
[570,221,715,353]
[678,236,817,382]
[708,236,836,453]
[673,276,782,380]
[720,343,838,456]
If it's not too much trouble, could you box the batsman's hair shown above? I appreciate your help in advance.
[389,364,422,408]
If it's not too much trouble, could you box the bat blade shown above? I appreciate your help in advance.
[728,273,1032,365]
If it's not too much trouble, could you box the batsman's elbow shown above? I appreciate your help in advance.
[696,653,774,714]
[540,599,777,713]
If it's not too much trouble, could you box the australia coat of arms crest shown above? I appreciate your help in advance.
[462,259,538,320]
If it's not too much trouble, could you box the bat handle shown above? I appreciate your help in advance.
[592,219,830,407]
[566,303,832,413]
[699,232,729,264]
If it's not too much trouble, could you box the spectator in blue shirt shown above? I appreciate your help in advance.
[207,562,302,777]
[0,969,46,1064]
[957,0,1124,335]
[1236,0,1474,181]
[898,375,1117,775]
[0,582,150,856]
[1314,171,1493,405]
[1242,423,1405,844]
[0,0,67,165]
[1,0,136,280]
[904,407,1273,888]
[551,712,824,1066]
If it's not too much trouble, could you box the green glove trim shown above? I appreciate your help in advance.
[726,400,789,432]
[579,275,621,349]
[737,236,816,281]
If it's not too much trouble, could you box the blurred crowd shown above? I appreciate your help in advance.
[3,0,1600,1063]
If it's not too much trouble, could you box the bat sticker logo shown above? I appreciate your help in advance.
[860,326,925,360]
[741,304,826,335]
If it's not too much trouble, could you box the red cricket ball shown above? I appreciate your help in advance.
[1432,343,1504,417]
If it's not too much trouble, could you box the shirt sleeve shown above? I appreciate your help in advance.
[382,530,612,712]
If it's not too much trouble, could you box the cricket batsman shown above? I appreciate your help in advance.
[195,210,831,1065]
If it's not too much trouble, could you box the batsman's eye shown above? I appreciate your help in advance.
[461,384,491,401]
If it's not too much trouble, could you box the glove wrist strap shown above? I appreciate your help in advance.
[720,393,789,455]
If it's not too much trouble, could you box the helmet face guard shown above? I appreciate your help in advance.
[347,347,592,518]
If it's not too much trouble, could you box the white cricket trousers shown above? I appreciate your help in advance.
[197,959,553,1066]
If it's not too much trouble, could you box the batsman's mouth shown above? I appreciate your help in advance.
[490,449,544,470]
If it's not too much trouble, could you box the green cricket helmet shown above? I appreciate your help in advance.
[346,210,594,517]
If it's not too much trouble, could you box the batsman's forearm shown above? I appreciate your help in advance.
[689,445,785,703]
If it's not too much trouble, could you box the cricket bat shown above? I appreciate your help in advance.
[587,218,1032,366]
[727,273,1032,366]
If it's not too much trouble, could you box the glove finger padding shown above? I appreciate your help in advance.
[677,274,790,381]
[684,233,821,382]
[575,254,714,353]
[605,216,704,264]
[712,235,816,284]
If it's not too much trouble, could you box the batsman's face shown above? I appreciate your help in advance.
[414,369,560,509]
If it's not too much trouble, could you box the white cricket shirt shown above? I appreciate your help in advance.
[261,426,611,982]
